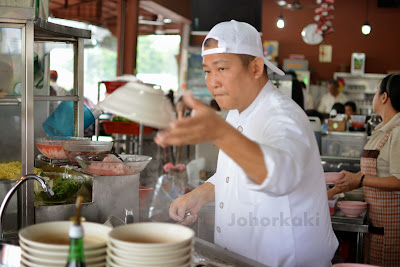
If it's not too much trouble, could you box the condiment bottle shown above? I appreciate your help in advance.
[66,196,86,267]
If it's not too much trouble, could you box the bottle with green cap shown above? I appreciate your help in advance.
[66,196,86,267]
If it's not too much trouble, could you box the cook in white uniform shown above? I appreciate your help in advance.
[155,20,338,267]
[317,79,348,114]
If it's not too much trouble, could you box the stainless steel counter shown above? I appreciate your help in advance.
[193,237,268,267]
[331,207,368,263]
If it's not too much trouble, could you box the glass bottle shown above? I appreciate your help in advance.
[66,196,86,267]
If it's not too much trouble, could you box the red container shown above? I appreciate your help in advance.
[103,81,128,94]
[102,121,154,135]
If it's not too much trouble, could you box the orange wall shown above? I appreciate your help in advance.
[186,0,400,83]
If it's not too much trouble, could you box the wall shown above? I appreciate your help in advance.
[187,0,400,83]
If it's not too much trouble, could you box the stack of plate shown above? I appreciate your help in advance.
[107,222,194,267]
[19,221,111,267]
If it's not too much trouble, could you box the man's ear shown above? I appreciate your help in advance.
[382,92,389,104]
[251,57,265,79]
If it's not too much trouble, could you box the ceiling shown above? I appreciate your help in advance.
[48,0,186,36]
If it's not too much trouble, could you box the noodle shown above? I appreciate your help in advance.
[0,161,43,180]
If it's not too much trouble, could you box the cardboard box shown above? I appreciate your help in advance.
[328,120,346,131]
[283,59,309,71]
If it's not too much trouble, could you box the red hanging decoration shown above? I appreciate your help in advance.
[314,0,335,36]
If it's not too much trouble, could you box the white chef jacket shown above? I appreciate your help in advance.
[207,80,338,267]
[317,92,348,114]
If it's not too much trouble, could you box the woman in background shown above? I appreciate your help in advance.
[328,73,400,266]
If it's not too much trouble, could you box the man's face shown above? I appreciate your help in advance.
[328,83,338,96]
[202,51,254,112]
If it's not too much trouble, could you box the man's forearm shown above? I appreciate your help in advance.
[192,182,215,205]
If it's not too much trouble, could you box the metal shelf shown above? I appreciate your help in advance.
[34,17,91,41]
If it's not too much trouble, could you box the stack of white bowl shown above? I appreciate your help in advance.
[19,221,111,267]
[107,222,194,267]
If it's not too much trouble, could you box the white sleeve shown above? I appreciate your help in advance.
[206,173,217,185]
[244,119,314,196]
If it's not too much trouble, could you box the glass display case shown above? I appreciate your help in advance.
[0,7,91,237]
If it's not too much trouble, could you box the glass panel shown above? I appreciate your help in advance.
[0,25,23,234]
[33,41,75,96]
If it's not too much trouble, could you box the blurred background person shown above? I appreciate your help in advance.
[49,70,68,97]
[287,71,304,110]
[344,101,357,118]
[318,79,348,114]
[331,102,345,115]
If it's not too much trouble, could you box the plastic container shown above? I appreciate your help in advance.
[328,195,339,216]
[321,132,367,158]
[42,102,101,137]
[351,115,367,129]
[102,121,154,135]
[35,137,89,160]
[103,81,128,94]
[75,154,152,176]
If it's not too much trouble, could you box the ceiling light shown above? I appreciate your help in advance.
[362,22,371,35]
[277,15,285,29]
[277,0,287,6]
[163,18,172,23]
[362,0,371,35]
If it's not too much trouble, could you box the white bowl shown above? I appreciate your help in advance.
[22,250,105,265]
[108,243,191,260]
[106,254,191,267]
[97,82,176,129]
[19,221,111,251]
[21,255,105,267]
[20,240,106,259]
[108,222,194,251]
[107,249,191,266]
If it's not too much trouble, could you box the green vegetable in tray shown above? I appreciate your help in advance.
[112,116,132,122]
[36,177,82,202]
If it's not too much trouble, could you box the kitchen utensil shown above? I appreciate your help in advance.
[97,82,176,129]
[35,137,89,160]
[75,154,152,176]
[62,140,113,165]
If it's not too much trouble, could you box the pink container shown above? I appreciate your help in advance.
[337,201,367,208]
[325,172,344,185]
[338,205,366,217]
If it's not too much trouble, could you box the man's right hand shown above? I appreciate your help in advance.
[169,182,215,225]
